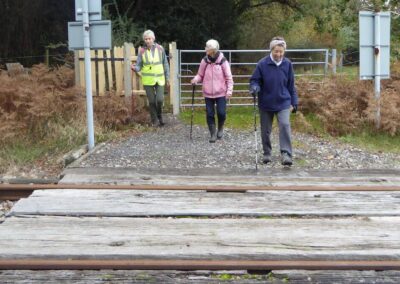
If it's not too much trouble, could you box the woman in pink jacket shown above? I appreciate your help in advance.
[191,39,234,143]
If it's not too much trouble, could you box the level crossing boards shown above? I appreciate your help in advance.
[1,169,400,280]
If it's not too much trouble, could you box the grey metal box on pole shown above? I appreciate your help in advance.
[68,21,112,50]
[359,11,390,80]
[359,11,391,129]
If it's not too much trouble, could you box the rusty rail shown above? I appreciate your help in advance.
[2,183,400,200]
[0,259,399,270]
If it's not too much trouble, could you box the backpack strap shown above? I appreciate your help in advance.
[139,44,164,56]
[203,56,227,66]
[200,56,228,78]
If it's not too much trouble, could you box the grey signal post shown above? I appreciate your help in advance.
[68,0,111,150]
[82,0,95,150]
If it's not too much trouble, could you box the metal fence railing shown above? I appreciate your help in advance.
[178,49,330,108]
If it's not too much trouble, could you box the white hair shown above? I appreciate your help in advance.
[270,38,287,50]
[143,30,155,40]
[205,39,219,51]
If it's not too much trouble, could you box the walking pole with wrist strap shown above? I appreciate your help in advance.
[190,84,195,140]
[253,92,258,171]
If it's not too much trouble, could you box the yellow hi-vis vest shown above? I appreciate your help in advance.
[141,44,165,86]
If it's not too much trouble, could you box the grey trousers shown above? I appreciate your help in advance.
[259,108,292,157]
[144,84,164,124]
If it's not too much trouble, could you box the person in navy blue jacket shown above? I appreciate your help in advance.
[249,36,298,166]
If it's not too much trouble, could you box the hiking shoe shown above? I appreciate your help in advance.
[262,154,271,164]
[281,152,293,166]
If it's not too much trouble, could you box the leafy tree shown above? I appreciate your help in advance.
[102,1,141,46]
[0,0,73,66]
[122,0,239,49]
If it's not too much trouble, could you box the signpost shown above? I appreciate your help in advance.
[359,11,391,128]
[68,0,112,150]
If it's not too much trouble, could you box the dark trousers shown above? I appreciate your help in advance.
[144,84,164,124]
[205,97,226,127]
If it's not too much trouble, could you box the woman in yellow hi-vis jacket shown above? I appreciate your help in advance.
[132,30,170,126]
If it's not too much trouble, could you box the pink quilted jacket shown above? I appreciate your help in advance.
[192,52,234,98]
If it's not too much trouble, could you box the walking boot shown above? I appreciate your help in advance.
[217,121,224,139]
[158,115,165,127]
[262,154,272,164]
[281,152,293,166]
[208,124,217,143]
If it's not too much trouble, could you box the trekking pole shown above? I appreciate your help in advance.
[253,92,258,171]
[190,84,195,140]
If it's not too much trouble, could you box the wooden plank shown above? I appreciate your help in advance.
[105,49,112,93]
[9,189,400,217]
[0,270,272,283]
[110,48,117,91]
[0,216,399,260]
[115,46,124,95]
[73,51,80,86]
[60,168,400,187]
[275,270,400,283]
[94,50,100,96]
[79,50,85,89]
[0,270,399,283]
[122,44,131,97]
[90,50,96,94]
[97,50,105,96]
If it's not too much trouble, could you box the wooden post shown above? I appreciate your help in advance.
[169,42,179,115]
[103,50,110,92]
[124,42,133,116]
[331,49,337,75]
[339,52,343,72]
[45,48,50,67]
[74,51,81,87]
[111,48,117,91]
[95,50,99,96]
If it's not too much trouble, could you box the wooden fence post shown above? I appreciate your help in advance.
[331,49,337,75]
[124,42,133,116]
[74,51,80,87]
[169,42,179,115]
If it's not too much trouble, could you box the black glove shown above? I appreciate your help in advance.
[250,89,258,98]
[292,105,298,114]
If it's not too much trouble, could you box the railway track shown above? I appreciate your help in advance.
[2,179,400,273]
[1,259,400,270]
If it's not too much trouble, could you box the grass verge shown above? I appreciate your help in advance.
[180,108,400,153]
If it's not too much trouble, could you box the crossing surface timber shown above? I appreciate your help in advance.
[1,168,400,277]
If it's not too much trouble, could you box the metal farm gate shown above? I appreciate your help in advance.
[177,49,330,108]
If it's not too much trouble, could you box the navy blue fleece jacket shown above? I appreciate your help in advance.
[250,56,298,112]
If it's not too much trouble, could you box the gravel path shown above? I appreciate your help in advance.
[78,115,400,170]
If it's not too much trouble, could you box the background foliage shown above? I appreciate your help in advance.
[1,0,399,67]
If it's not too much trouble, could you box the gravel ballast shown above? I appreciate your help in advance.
[78,115,400,171]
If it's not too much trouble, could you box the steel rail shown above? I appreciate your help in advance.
[0,259,399,270]
[2,183,400,201]
[2,183,400,191]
